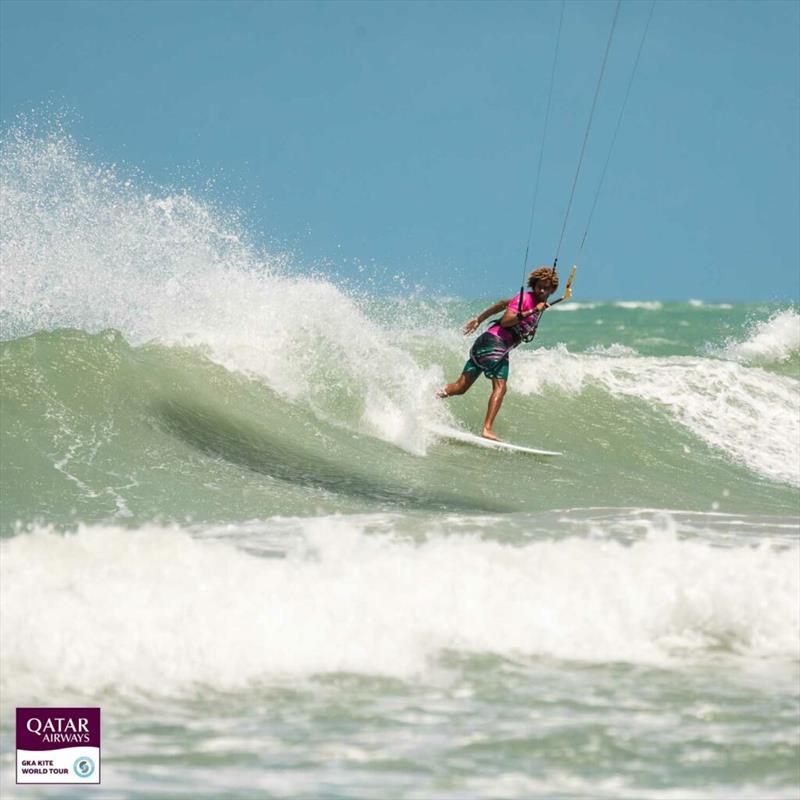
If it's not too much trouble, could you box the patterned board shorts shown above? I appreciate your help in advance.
[463,332,510,381]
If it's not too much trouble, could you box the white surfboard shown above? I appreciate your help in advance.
[431,424,562,456]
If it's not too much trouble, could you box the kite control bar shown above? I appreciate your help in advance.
[546,265,577,307]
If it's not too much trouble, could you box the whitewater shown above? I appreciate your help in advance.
[1,130,798,799]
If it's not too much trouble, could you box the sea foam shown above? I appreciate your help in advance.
[2,516,797,697]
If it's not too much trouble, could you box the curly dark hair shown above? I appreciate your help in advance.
[528,266,559,291]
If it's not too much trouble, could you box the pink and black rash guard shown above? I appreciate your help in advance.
[486,291,542,347]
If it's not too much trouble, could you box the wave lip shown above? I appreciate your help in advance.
[515,345,800,487]
[716,310,800,365]
[0,127,446,454]
[2,516,797,697]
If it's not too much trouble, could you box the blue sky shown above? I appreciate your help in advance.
[1,0,798,301]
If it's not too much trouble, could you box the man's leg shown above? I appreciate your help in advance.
[482,377,507,440]
[438,371,478,398]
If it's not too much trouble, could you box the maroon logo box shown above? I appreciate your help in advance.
[17,708,100,749]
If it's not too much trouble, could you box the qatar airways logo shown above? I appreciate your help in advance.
[25,716,91,744]
[17,708,101,784]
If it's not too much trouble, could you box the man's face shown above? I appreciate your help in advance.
[534,281,554,301]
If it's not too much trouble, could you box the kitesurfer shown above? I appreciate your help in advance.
[436,266,558,441]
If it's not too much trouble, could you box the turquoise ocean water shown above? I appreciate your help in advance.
[1,132,799,798]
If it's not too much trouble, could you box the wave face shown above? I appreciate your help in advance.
[2,323,798,531]
[1,128,798,800]
[1,131,799,533]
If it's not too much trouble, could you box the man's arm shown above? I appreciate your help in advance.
[462,298,509,335]
[498,301,549,328]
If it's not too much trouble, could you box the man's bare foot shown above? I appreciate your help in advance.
[481,429,501,442]
[435,388,448,399]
